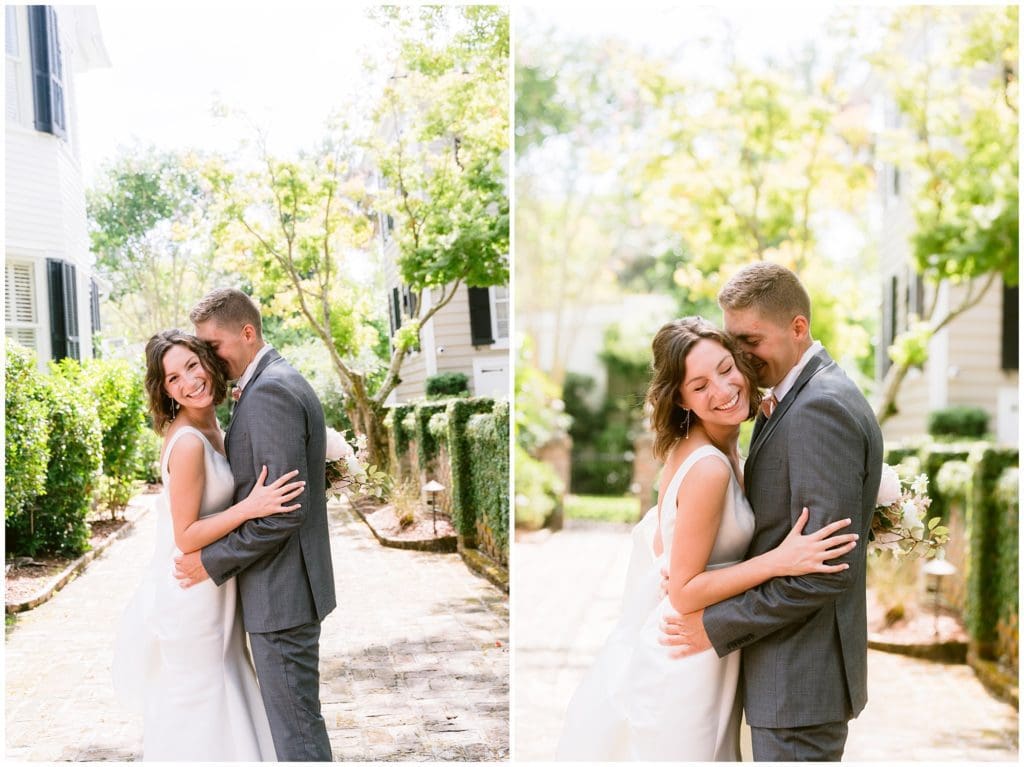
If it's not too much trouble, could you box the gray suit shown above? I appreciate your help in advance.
[201,349,336,761]
[703,348,883,761]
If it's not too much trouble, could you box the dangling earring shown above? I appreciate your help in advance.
[169,397,179,420]
[680,408,691,439]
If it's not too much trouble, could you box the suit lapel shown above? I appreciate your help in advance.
[746,349,832,472]
[224,348,283,447]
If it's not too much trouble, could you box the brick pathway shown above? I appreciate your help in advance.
[513,521,1018,762]
[6,494,508,762]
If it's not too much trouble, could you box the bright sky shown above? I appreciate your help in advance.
[75,4,392,185]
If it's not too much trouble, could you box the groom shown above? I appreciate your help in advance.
[173,287,336,761]
[662,263,882,761]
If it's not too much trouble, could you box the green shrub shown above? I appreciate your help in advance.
[928,406,990,439]
[75,358,148,518]
[515,445,562,529]
[425,371,469,399]
[136,426,162,484]
[17,371,102,557]
[4,341,50,523]
[994,467,1018,670]
[391,404,416,458]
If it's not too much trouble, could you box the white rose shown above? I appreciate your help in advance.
[876,463,902,507]
[901,500,925,538]
[325,427,349,462]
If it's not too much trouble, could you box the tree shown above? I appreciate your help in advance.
[872,6,1018,423]
[209,6,509,470]
[87,147,220,340]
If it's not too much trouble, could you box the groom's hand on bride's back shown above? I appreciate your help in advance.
[173,550,210,588]
[660,609,710,658]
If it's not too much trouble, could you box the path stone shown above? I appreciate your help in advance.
[5,495,508,762]
[513,521,1018,762]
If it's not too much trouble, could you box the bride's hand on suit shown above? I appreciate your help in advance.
[240,466,305,520]
[767,507,858,577]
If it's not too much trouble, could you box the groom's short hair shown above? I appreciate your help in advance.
[190,288,263,336]
[718,262,811,326]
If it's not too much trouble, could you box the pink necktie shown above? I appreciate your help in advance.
[761,392,778,419]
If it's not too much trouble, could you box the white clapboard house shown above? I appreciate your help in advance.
[5,5,108,368]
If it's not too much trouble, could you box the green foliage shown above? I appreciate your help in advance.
[370,6,510,293]
[888,320,932,369]
[4,341,51,522]
[425,372,470,399]
[446,397,498,538]
[391,404,416,458]
[26,372,103,557]
[282,338,353,433]
[928,406,990,440]
[994,467,1019,669]
[465,400,510,561]
[565,494,638,524]
[135,426,162,485]
[70,358,149,519]
[514,337,571,453]
[514,445,562,530]
[964,445,1018,652]
[414,402,451,471]
[86,146,219,339]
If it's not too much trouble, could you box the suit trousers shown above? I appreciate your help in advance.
[249,621,332,761]
[750,721,849,762]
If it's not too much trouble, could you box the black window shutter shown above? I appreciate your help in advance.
[63,261,79,359]
[468,287,494,346]
[47,259,79,361]
[28,6,65,139]
[47,258,66,359]
[1002,283,1018,371]
[389,287,401,335]
[90,279,101,336]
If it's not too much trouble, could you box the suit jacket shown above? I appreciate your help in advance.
[201,349,337,633]
[703,348,883,729]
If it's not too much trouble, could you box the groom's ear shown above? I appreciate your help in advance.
[241,323,259,342]
[791,315,810,340]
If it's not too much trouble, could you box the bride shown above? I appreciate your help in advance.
[556,317,858,761]
[113,330,306,761]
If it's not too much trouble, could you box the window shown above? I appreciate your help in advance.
[28,5,66,138]
[5,261,39,351]
[880,274,898,376]
[468,285,509,347]
[90,279,101,337]
[47,258,79,360]
[489,285,509,342]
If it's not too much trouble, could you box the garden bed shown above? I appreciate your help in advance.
[348,495,458,552]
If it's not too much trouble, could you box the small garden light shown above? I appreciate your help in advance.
[423,480,445,536]
[922,556,957,639]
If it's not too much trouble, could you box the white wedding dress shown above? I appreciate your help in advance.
[557,444,755,761]
[112,426,276,761]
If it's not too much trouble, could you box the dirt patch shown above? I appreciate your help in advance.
[867,587,968,645]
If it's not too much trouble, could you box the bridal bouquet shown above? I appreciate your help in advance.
[870,463,948,559]
[325,427,389,502]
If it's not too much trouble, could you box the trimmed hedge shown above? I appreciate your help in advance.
[994,467,1018,670]
[466,400,510,562]
[965,444,1018,656]
[928,406,990,439]
[425,371,469,399]
[414,402,451,470]
[446,397,499,540]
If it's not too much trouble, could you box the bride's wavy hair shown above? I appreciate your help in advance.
[645,317,762,461]
[144,329,229,434]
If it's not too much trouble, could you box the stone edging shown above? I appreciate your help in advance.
[867,637,967,664]
[349,502,458,554]
[459,548,509,593]
[5,496,156,615]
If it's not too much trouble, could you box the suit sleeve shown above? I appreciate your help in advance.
[201,380,310,585]
[703,396,868,656]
